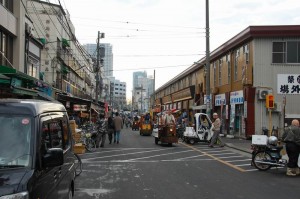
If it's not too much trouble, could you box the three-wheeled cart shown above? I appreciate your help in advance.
[183,113,214,145]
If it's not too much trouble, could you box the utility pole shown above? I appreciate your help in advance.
[205,0,211,116]
[141,85,143,114]
[95,31,105,103]
[95,31,100,103]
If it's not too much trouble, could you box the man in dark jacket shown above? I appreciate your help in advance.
[107,115,114,144]
[282,119,300,176]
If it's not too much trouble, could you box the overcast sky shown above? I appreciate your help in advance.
[51,0,300,100]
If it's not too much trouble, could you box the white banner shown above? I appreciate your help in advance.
[277,74,300,94]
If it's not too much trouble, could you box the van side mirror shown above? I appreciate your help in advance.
[42,148,64,168]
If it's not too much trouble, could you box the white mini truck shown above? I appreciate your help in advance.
[183,113,214,144]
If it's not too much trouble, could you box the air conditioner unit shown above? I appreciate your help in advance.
[257,89,270,100]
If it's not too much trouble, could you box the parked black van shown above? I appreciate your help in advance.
[0,99,76,199]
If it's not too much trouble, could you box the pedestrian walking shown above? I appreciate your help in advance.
[107,115,114,144]
[209,112,225,148]
[113,112,123,144]
[282,119,300,176]
[96,114,107,148]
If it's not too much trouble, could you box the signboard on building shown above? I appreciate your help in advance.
[172,87,192,102]
[230,90,244,104]
[204,94,212,104]
[215,94,226,106]
[277,74,300,94]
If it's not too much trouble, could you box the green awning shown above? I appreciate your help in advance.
[62,38,70,47]
[0,65,37,82]
[0,65,16,73]
[39,38,47,45]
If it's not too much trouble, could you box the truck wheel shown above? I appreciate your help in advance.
[155,138,159,144]
[168,143,173,147]
[189,139,195,145]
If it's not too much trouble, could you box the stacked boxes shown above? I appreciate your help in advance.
[70,120,85,154]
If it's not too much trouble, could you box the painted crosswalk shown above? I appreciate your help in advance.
[77,143,275,172]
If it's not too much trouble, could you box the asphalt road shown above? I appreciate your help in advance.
[73,127,300,199]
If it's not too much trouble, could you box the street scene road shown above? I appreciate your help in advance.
[74,127,300,199]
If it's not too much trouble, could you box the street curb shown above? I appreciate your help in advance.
[225,143,252,154]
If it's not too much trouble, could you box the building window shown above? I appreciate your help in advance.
[226,54,231,84]
[272,42,286,63]
[213,62,217,86]
[219,59,222,86]
[28,63,37,78]
[0,0,13,12]
[286,41,300,63]
[0,31,13,67]
[234,50,239,81]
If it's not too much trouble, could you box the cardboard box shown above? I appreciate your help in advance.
[252,135,268,145]
[73,143,86,154]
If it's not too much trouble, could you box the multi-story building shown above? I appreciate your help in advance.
[83,43,113,77]
[132,71,154,113]
[0,0,103,118]
[154,25,300,139]
[108,77,126,111]
[0,0,45,97]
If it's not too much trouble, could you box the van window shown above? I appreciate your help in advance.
[0,115,32,167]
[41,116,70,153]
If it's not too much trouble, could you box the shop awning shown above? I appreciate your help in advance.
[12,86,38,96]
[57,93,91,105]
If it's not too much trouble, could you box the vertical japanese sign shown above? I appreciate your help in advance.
[277,74,300,94]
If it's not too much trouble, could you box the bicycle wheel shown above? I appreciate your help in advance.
[85,138,96,152]
[74,153,82,177]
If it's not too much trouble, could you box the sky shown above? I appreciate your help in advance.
[49,0,300,100]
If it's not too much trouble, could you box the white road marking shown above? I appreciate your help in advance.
[226,159,252,163]
[218,155,244,159]
[123,150,195,161]
[176,154,206,160]
[234,164,252,167]
[209,152,236,156]
[82,148,174,161]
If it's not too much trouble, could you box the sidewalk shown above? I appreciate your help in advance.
[221,136,252,154]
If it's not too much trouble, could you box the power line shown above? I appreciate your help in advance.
[104,64,191,72]
[70,17,204,30]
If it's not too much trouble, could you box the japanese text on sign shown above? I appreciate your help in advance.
[277,74,300,94]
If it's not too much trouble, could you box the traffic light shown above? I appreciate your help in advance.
[266,94,274,108]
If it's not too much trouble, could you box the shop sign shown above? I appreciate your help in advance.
[277,74,300,94]
[215,94,226,106]
[204,94,212,104]
[230,90,244,104]
[172,88,192,102]
[73,104,87,111]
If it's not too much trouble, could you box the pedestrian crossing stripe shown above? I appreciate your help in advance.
[180,142,247,173]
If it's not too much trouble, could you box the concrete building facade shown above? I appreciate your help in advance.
[154,25,300,138]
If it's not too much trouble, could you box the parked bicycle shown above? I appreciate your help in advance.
[73,153,82,177]
[80,124,97,152]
